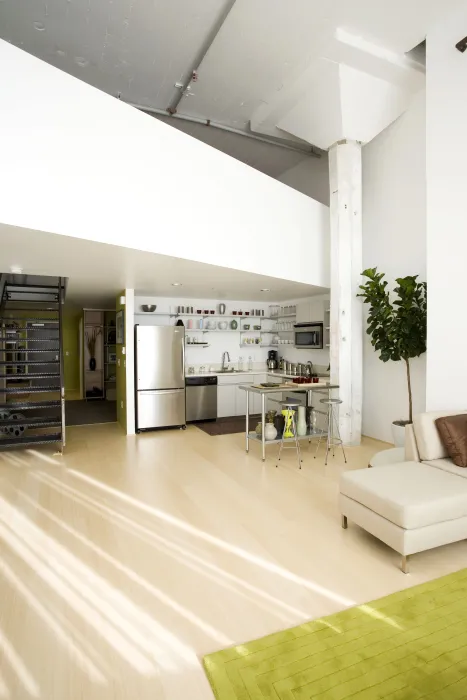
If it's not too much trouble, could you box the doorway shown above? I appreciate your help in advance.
[64,306,117,426]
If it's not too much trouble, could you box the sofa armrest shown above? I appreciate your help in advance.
[405,424,420,462]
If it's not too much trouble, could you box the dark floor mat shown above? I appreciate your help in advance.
[65,400,117,426]
[194,414,261,436]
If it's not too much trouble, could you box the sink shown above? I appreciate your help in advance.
[218,369,243,373]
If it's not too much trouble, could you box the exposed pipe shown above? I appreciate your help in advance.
[167,0,238,115]
[128,102,321,158]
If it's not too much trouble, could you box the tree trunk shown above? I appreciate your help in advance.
[405,358,413,423]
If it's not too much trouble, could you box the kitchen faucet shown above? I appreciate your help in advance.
[306,360,313,378]
[222,351,231,371]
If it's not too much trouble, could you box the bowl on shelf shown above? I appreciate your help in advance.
[141,304,157,312]
[243,324,250,330]
[218,321,228,330]
[253,325,261,330]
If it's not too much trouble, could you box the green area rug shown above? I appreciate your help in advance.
[203,569,467,699]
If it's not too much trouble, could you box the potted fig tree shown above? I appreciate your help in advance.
[358,268,427,446]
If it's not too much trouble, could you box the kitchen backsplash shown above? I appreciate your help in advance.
[134,294,330,371]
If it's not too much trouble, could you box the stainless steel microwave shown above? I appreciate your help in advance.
[294,323,324,349]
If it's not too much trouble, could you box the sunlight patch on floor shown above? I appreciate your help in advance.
[0,624,40,698]
[26,449,61,466]
[0,557,107,683]
[0,672,10,699]
[33,471,311,624]
[0,496,202,676]
[65,468,355,608]
[16,488,232,647]
[358,604,404,631]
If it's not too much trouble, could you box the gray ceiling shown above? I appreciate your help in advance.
[1,0,451,188]
[0,0,321,184]
[0,0,233,108]
[152,114,313,179]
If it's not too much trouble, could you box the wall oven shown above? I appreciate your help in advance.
[294,323,324,349]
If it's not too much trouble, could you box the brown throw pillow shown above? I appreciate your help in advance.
[435,415,467,467]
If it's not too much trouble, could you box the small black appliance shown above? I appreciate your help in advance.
[267,349,278,370]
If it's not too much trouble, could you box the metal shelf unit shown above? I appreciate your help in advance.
[0,275,66,452]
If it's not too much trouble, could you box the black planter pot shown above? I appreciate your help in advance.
[89,357,96,371]
[274,414,285,437]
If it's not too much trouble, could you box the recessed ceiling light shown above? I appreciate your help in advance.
[172,282,182,287]
[260,288,270,292]
[10,265,22,274]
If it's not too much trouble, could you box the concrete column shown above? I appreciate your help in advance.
[328,140,363,445]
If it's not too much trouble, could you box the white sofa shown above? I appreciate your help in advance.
[340,410,467,572]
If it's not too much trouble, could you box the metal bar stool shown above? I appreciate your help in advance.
[314,397,347,466]
[276,399,303,469]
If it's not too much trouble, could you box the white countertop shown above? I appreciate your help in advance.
[186,370,257,378]
[267,370,330,381]
[186,369,330,380]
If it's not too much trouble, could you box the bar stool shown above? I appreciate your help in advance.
[276,399,303,469]
[314,397,347,466]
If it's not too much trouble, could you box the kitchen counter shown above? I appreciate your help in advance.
[186,370,258,378]
[186,369,331,381]
[240,382,336,393]
[267,370,330,381]
[240,381,339,461]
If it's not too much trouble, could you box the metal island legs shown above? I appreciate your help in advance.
[245,390,249,453]
[261,393,266,461]
[244,390,266,461]
[242,384,339,463]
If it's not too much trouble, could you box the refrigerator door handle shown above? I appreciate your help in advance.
[182,336,185,377]
[138,389,184,395]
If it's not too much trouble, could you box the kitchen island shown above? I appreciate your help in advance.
[239,381,339,461]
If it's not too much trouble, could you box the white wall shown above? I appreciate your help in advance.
[0,40,330,289]
[135,296,273,370]
[362,90,426,443]
[426,8,467,411]
[277,155,330,206]
[134,294,329,372]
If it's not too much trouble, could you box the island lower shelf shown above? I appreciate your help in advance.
[247,427,323,446]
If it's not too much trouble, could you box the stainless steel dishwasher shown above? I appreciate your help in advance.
[185,376,218,422]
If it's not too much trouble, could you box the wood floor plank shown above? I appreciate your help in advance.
[0,424,466,699]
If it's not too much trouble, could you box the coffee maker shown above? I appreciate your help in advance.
[267,349,278,370]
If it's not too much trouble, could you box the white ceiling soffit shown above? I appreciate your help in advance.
[177,0,447,148]
[0,224,326,308]
[275,60,422,150]
[256,27,425,149]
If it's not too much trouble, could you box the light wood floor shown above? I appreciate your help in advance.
[1,424,467,699]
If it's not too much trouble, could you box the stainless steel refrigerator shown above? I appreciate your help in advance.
[135,325,186,431]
